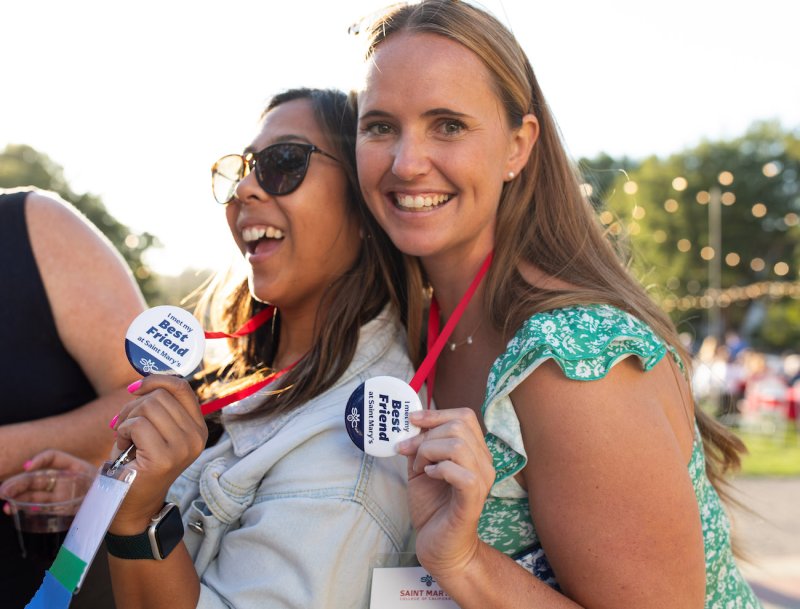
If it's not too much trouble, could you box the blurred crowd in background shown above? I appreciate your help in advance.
[691,330,800,433]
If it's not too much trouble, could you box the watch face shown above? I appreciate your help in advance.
[149,504,184,559]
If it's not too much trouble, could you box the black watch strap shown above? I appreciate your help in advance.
[105,528,155,559]
[106,503,183,560]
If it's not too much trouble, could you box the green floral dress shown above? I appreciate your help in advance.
[478,304,761,608]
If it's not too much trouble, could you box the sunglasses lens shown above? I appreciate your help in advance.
[212,155,245,204]
[257,144,311,195]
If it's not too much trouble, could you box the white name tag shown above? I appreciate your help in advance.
[370,567,459,608]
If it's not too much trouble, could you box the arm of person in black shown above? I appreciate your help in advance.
[0,190,145,478]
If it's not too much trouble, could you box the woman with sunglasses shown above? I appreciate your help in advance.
[354,2,760,608]
[31,87,414,609]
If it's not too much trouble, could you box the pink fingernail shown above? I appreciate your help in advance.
[109,414,119,429]
[23,460,33,470]
[127,379,143,393]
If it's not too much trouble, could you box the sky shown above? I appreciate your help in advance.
[2,0,799,275]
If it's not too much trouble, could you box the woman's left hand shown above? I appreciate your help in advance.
[397,408,496,580]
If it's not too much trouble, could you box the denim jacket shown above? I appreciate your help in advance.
[166,308,414,609]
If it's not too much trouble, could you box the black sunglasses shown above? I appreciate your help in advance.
[211,142,338,204]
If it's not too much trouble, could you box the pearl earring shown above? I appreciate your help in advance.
[507,171,515,180]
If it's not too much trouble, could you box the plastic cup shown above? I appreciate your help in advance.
[0,469,94,563]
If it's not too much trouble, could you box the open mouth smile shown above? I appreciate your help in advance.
[393,193,452,211]
[242,225,285,254]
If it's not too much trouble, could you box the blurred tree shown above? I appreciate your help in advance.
[0,143,159,302]
[578,152,638,210]
[760,298,800,351]
[149,267,215,308]
[600,121,800,350]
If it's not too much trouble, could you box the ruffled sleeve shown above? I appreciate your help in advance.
[482,304,670,497]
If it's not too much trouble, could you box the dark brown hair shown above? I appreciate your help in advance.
[196,88,407,422]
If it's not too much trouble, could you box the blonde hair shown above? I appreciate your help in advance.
[363,0,745,490]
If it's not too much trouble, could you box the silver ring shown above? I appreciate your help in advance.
[44,476,57,493]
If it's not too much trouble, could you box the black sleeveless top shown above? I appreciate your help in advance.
[0,191,114,608]
[0,191,96,423]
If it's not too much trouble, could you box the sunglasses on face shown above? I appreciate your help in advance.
[211,142,338,204]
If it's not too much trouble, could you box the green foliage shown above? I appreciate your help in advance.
[587,121,800,349]
[0,144,160,302]
[759,299,800,350]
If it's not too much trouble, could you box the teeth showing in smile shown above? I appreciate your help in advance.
[242,225,284,242]
[395,193,451,210]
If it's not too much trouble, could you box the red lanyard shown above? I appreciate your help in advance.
[408,251,493,408]
[199,362,298,415]
[199,249,492,415]
[199,305,301,416]
[203,306,276,339]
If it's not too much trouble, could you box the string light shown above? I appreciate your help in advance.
[603,209,791,277]
[762,162,781,178]
[718,171,734,185]
[602,171,799,316]
[700,246,715,260]
[659,280,800,312]
[775,262,790,276]
[664,199,679,213]
[725,252,741,266]
[672,176,688,191]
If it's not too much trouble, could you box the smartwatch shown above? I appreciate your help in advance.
[106,503,184,560]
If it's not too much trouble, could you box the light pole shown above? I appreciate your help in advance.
[708,185,722,342]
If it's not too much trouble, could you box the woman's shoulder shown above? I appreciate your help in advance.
[523,303,663,352]
[25,190,137,275]
[24,190,145,391]
[487,304,667,401]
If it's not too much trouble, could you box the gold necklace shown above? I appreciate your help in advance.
[448,320,482,351]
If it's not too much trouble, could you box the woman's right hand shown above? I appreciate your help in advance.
[2,450,98,516]
[109,375,207,534]
[396,408,496,582]
[22,448,98,477]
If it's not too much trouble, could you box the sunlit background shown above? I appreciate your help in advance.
[3,3,800,599]
[2,0,798,275]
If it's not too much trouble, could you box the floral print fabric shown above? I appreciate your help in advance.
[478,304,761,607]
